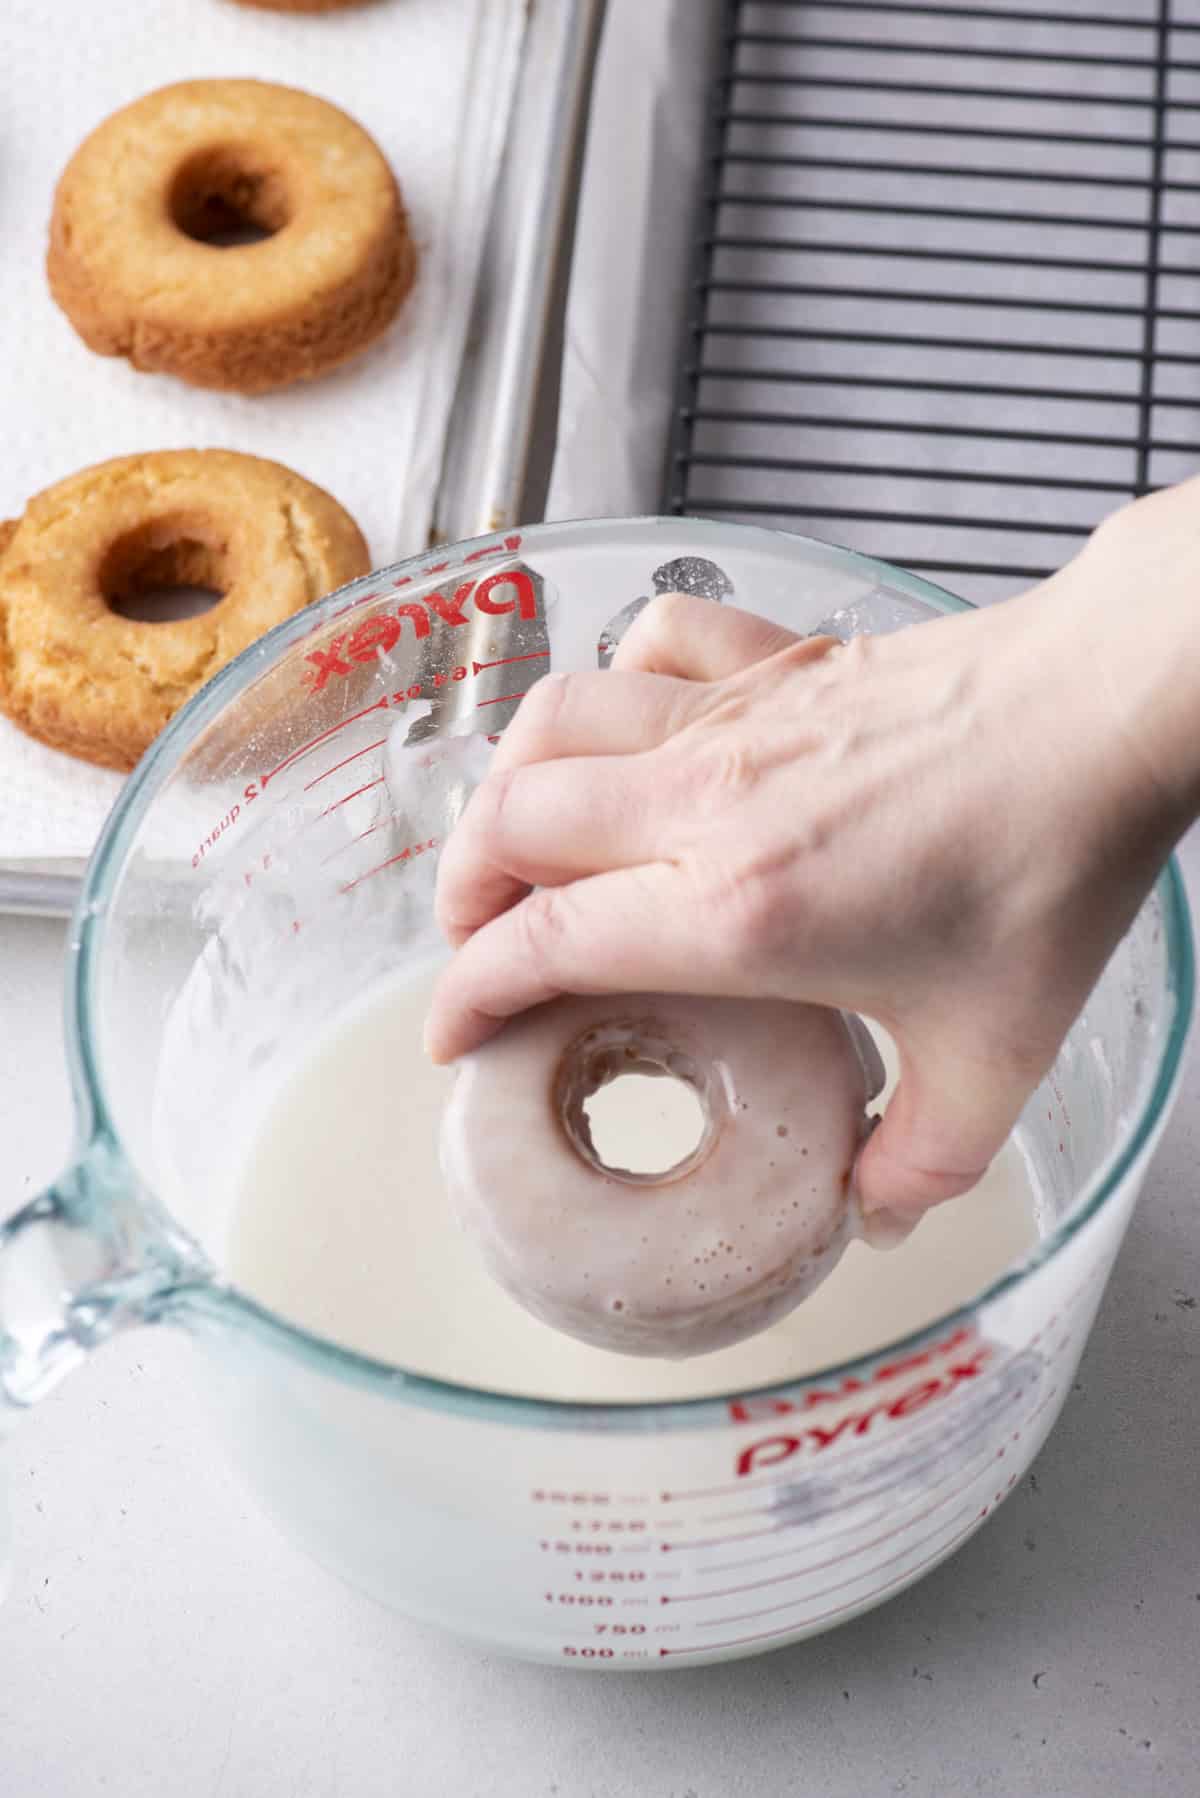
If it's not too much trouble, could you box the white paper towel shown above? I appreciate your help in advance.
[0,0,523,871]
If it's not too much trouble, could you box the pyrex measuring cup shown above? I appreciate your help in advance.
[0,518,1192,1667]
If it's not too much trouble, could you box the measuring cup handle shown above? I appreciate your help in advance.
[0,1141,180,1417]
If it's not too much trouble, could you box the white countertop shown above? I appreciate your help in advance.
[0,834,1198,1798]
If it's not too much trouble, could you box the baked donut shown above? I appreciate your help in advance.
[441,992,885,1358]
[48,80,415,393]
[0,450,369,770]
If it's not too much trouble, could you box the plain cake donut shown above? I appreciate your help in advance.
[0,450,369,770]
[48,79,415,393]
[441,991,886,1358]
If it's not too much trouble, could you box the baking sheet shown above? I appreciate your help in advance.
[0,0,525,874]
[545,0,728,522]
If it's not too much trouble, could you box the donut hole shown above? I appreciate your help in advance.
[100,520,228,623]
[555,1022,724,1187]
[169,146,292,247]
[584,1072,708,1180]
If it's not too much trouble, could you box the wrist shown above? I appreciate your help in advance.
[1033,489,1200,843]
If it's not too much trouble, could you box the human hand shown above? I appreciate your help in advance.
[426,484,1200,1223]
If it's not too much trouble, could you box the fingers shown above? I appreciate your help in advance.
[435,754,674,950]
[612,591,806,680]
[426,863,720,1063]
[440,669,713,948]
[490,669,702,776]
[856,1033,1038,1222]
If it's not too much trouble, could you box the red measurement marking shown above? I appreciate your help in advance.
[475,688,533,710]
[318,776,385,819]
[303,737,387,792]
[260,696,393,789]
[704,1498,890,1573]
[1025,1385,1060,1432]
[699,1501,982,1633]
[663,1470,988,1606]
[320,816,395,867]
[665,1381,1021,1558]
[701,1485,891,1536]
[340,839,435,895]
[659,1508,987,1658]
[472,650,550,675]
[700,1413,1010,1535]
[572,1570,646,1585]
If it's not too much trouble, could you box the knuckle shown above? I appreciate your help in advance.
[516,885,574,985]
[508,671,572,756]
[615,591,692,668]
[723,872,780,961]
[434,852,476,943]
[696,855,786,966]
[695,739,758,802]
[775,632,847,676]
[467,766,520,854]
[649,589,693,631]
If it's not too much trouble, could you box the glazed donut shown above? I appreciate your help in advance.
[48,80,415,393]
[441,992,885,1358]
[0,450,369,770]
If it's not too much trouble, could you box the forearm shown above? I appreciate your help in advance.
[1038,482,1200,841]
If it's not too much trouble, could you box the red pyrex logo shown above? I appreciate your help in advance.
[304,542,536,694]
[730,1325,992,1477]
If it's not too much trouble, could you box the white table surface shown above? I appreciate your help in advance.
[0,831,1197,1798]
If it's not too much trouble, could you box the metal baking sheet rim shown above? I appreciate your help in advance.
[0,0,604,922]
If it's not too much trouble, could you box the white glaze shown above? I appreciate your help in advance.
[440,991,885,1356]
[226,967,1041,1402]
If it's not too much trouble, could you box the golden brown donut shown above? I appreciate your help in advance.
[0,451,369,770]
[48,80,415,393]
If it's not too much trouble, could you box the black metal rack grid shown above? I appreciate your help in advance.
[666,0,1200,603]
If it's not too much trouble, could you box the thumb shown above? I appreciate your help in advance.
[856,1033,1037,1224]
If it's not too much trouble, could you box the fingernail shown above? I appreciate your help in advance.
[858,1205,919,1249]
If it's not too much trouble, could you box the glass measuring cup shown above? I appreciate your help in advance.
[0,518,1191,1667]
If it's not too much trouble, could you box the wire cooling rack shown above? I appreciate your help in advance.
[666,0,1200,603]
